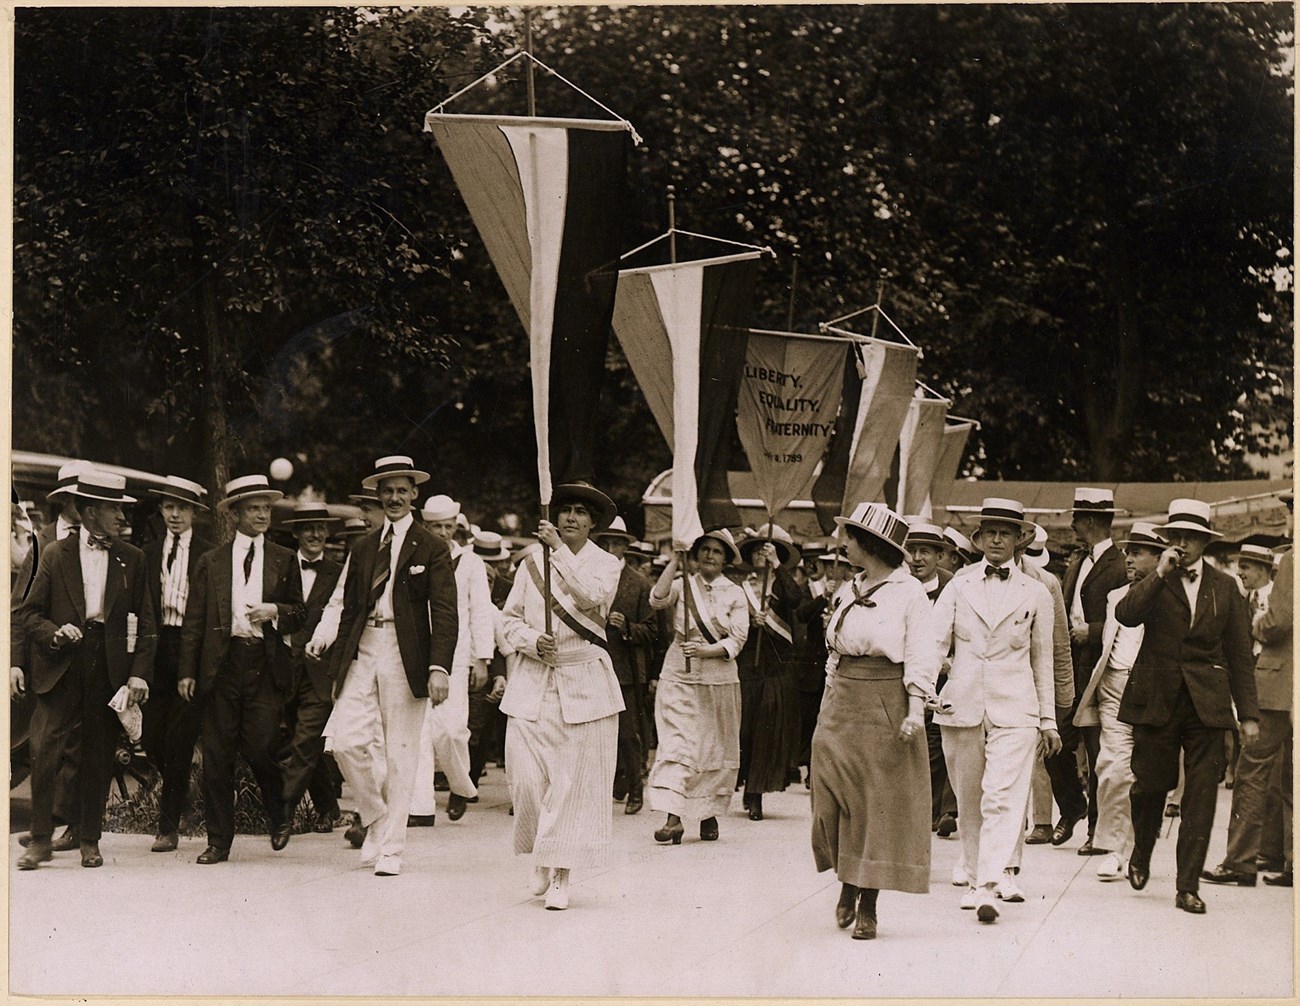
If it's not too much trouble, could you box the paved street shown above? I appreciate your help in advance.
[9,767,1295,999]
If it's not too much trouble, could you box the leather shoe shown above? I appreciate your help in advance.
[447,794,467,822]
[313,814,337,835]
[935,812,957,838]
[852,904,878,940]
[80,841,104,868]
[835,885,858,929]
[151,832,179,853]
[270,823,292,852]
[51,825,81,852]
[1024,824,1053,845]
[1263,871,1293,888]
[1201,864,1256,886]
[17,840,52,870]
[17,831,33,848]
[747,794,764,821]
[624,793,643,816]
[344,815,368,848]
[407,814,436,827]
[699,817,719,842]
[1175,890,1206,914]
[196,845,229,865]
[1077,839,1109,856]
[1051,813,1083,847]
[1127,857,1150,891]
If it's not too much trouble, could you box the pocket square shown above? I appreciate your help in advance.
[409,565,426,575]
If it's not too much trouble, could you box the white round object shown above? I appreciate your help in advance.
[269,457,294,482]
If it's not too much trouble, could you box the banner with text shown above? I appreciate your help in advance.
[737,332,848,518]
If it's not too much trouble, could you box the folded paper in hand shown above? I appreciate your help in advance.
[108,686,143,742]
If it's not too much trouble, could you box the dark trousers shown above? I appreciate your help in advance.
[616,682,646,797]
[926,715,958,820]
[140,627,203,835]
[1044,699,1099,829]
[278,657,338,820]
[467,680,495,787]
[200,640,285,850]
[1260,745,1291,867]
[1129,683,1226,893]
[1222,709,1293,874]
[28,625,119,843]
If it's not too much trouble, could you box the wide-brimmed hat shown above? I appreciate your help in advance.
[1160,498,1222,538]
[972,497,1036,533]
[1235,543,1276,569]
[942,526,975,555]
[422,494,460,522]
[335,517,369,538]
[473,531,512,562]
[819,547,851,565]
[800,539,827,558]
[690,526,742,566]
[1118,522,1169,551]
[594,515,637,544]
[1023,525,1050,568]
[348,486,381,506]
[46,460,90,501]
[361,455,431,490]
[1072,487,1122,515]
[282,502,340,528]
[551,481,616,531]
[739,523,797,567]
[153,475,209,511]
[634,540,659,558]
[216,474,283,511]
[72,470,136,505]
[834,503,909,563]
[904,520,947,549]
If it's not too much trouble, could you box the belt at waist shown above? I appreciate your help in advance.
[82,620,105,631]
[365,616,396,629]
[231,636,264,647]
[535,645,605,667]
[835,655,903,681]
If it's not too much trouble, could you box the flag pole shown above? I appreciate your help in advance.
[785,256,799,332]
[869,276,886,342]
[752,520,775,666]
[524,15,536,117]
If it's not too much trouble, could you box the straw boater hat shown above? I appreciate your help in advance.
[46,460,90,501]
[282,501,340,528]
[690,526,742,566]
[361,455,431,490]
[972,497,1036,533]
[1023,525,1050,568]
[336,517,369,538]
[1072,487,1122,515]
[739,523,797,567]
[551,481,617,531]
[216,474,283,512]
[1117,522,1169,551]
[800,539,827,559]
[473,531,512,563]
[634,540,658,558]
[422,494,460,522]
[153,475,209,511]
[72,470,136,505]
[348,486,380,506]
[594,515,637,544]
[834,502,909,565]
[1159,498,1222,538]
[1234,543,1276,570]
[942,526,978,564]
[904,520,947,549]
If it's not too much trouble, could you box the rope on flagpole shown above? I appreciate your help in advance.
[915,379,952,403]
[619,229,773,263]
[945,414,983,430]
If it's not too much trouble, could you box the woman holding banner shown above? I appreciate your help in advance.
[736,524,804,821]
[646,528,749,845]
[811,503,936,941]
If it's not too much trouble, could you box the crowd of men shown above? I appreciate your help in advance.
[9,458,1293,918]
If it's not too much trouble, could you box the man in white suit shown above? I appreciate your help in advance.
[931,498,1061,923]
[1072,522,1167,881]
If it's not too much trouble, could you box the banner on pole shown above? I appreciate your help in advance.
[897,394,951,517]
[736,332,847,519]
[812,338,919,533]
[925,419,975,517]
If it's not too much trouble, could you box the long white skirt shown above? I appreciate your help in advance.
[506,678,618,870]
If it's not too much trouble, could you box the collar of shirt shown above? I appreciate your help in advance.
[450,540,465,558]
[919,574,940,593]
[57,516,80,540]
[1092,538,1114,562]
[233,531,264,553]
[383,512,414,540]
[1184,558,1205,579]
[297,549,322,565]
[981,559,1013,578]
[171,528,193,546]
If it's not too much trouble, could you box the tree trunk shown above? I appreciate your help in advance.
[195,250,235,542]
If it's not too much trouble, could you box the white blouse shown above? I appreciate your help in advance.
[825,566,936,698]
[651,572,750,684]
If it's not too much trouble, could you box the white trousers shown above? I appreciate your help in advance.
[323,625,425,863]
[942,720,1038,887]
[409,661,477,814]
[1093,667,1135,858]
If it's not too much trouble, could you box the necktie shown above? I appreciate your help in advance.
[301,558,323,571]
[243,541,255,583]
[86,532,111,551]
[369,525,393,610]
[985,565,1011,581]
[1179,566,1199,582]
[166,533,180,572]
[829,579,890,637]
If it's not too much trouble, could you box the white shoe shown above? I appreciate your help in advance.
[529,866,553,897]
[373,855,401,876]
[544,868,570,911]
[1095,853,1126,881]
[952,863,972,887]
[975,887,999,923]
[996,870,1024,903]
[959,886,979,910]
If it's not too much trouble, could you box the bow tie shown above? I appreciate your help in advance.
[1179,566,1199,582]
[85,533,112,552]
[301,558,323,571]
[985,565,1011,581]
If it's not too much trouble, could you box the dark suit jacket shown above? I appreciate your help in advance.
[328,520,458,699]
[1063,543,1128,688]
[927,566,954,603]
[606,563,656,686]
[11,523,63,667]
[178,537,306,695]
[1254,549,1293,712]
[143,531,211,631]
[15,534,158,695]
[290,554,343,703]
[1115,560,1258,729]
